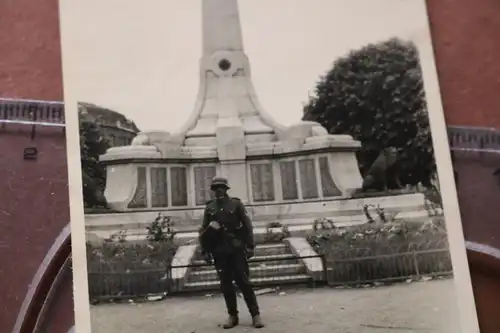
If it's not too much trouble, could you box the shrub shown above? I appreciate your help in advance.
[87,240,177,299]
[146,213,176,242]
[87,214,179,300]
[308,218,452,284]
[309,218,448,257]
[87,241,177,272]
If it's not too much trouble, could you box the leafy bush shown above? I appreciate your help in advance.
[308,218,452,284]
[87,241,177,272]
[86,214,178,300]
[146,213,176,242]
[309,218,448,258]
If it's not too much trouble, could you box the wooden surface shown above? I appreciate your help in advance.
[0,0,499,332]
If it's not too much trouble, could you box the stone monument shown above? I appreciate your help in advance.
[86,0,428,236]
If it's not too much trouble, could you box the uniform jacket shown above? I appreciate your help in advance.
[198,196,254,255]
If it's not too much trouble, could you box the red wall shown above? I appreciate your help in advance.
[0,124,73,332]
[453,153,500,245]
[428,0,500,128]
[0,0,63,100]
[0,0,71,331]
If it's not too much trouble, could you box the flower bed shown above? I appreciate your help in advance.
[307,218,453,285]
[87,214,178,301]
[86,213,181,301]
[86,239,178,301]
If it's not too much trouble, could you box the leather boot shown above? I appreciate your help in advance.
[222,315,239,329]
[252,315,264,329]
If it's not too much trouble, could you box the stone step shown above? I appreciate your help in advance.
[194,243,289,257]
[191,254,300,270]
[188,263,305,282]
[254,243,288,256]
[182,274,312,292]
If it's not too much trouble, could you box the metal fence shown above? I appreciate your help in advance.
[0,98,65,127]
[88,253,326,301]
[325,248,452,286]
[448,125,500,159]
[448,125,500,151]
[87,247,452,301]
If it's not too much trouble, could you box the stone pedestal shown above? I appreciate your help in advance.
[220,161,248,202]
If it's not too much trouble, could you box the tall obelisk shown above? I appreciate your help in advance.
[181,0,282,140]
[179,0,284,202]
[202,0,244,55]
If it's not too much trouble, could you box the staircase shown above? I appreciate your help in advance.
[182,243,313,292]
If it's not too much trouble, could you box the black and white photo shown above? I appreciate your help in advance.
[59,0,479,332]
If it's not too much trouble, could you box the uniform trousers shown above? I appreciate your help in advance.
[213,249,260,317]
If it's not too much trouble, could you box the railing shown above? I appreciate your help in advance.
[0,98,65,127]
[87,254,327,301]
[448,125,500,157]
[447,125,500,186]
[87,246,452,301]
[325,248,452,285]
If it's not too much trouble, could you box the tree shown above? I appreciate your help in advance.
[80,112,110,208]
[303,38,434,187]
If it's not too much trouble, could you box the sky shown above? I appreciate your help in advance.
[59,0,430,132]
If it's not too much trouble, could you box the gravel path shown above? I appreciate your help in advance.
[90,279,461,333]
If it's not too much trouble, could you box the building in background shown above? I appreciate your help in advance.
[78,102,140,147]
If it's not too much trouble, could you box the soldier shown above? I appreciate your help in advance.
[199,177,264,329]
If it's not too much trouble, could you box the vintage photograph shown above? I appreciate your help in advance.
[58,0,478,332]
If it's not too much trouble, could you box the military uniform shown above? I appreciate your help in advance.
[199,177,263,329]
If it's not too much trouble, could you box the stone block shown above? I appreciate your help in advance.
[170,244,198,292]
[284,237,325,281]
[85,232,105,246]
